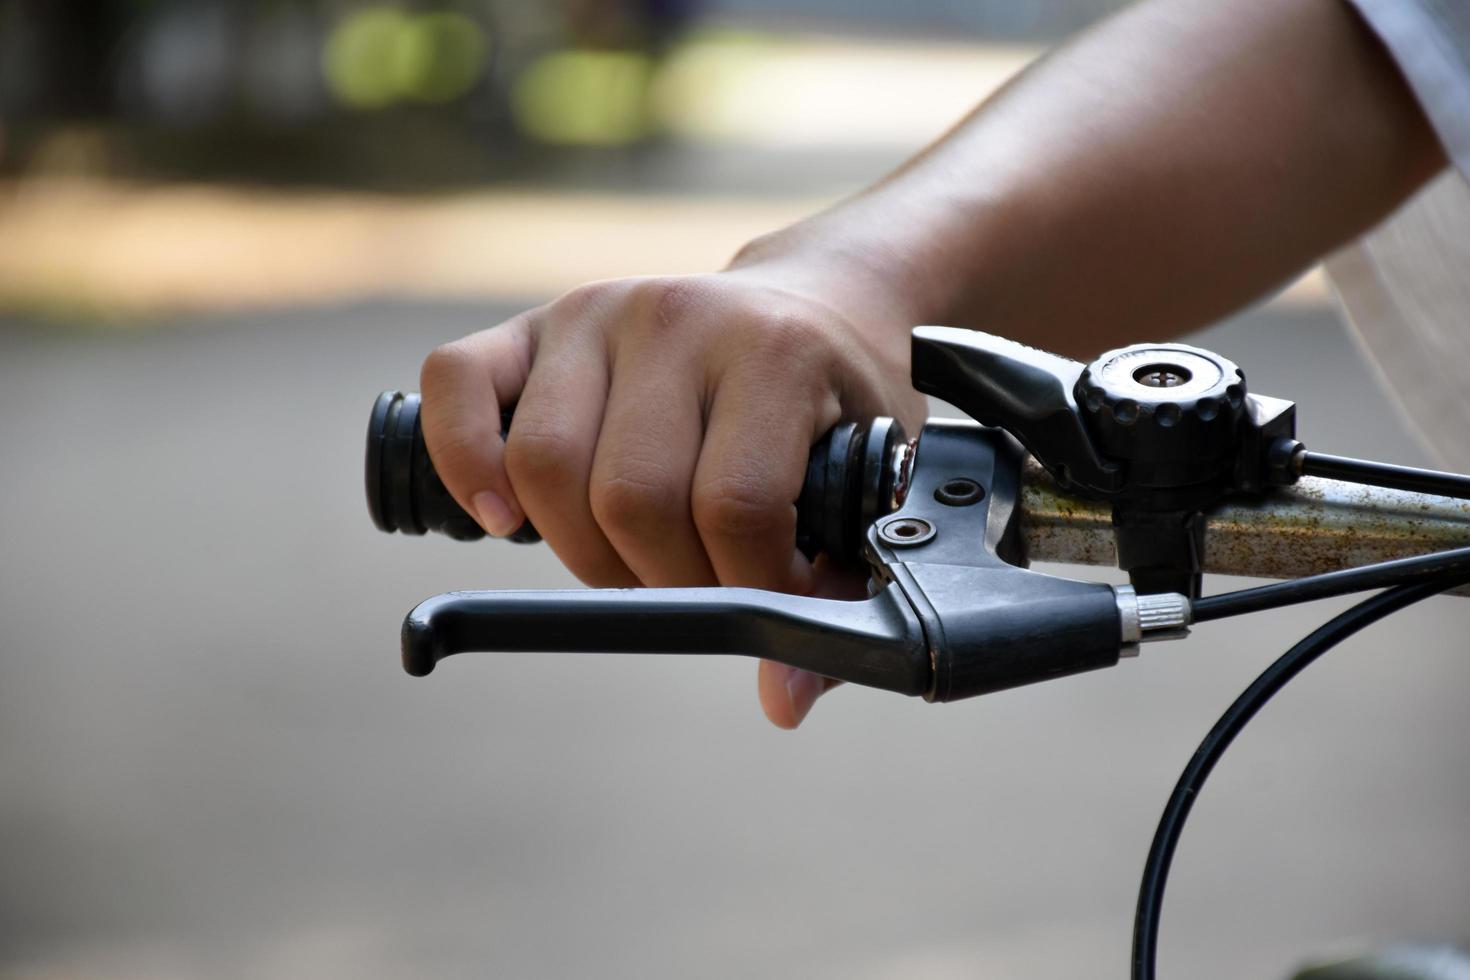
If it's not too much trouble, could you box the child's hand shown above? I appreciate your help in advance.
[419,265,926,728]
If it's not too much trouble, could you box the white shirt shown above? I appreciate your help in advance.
[1328,0,1470,468]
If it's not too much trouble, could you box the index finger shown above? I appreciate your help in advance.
[418,315,535,536]
[690,366,841,593]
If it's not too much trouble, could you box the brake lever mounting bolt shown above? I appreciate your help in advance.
[879,516,936,547]
[935,477,985,506]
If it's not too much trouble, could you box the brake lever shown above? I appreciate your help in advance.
[402,583,929,693]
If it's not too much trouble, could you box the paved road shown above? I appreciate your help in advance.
[2,302,1467,980]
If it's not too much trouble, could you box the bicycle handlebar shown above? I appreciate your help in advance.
[366,390,909,564]
[368,390,1470,584]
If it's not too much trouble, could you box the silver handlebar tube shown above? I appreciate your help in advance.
[1018,457,1470,587]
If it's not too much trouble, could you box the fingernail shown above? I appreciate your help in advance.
[785,668,826,727]
[471,490,519,537]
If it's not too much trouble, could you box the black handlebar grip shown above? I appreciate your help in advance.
[366,390,906,560]
[366,391,540,543]
[796,413,908,564]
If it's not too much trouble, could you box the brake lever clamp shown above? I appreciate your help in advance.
[860,420,1148,700]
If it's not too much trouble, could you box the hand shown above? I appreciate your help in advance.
[418,262,926,728]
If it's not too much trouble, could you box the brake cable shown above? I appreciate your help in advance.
[1133,574,1470,980]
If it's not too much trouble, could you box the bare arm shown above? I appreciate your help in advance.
[733,0,1446,358]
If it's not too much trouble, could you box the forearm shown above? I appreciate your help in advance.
[734,0,1446,359]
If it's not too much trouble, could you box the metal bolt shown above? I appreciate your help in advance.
[1132,362,1192,388]
[934,478,984,506]
[878,517,936,547]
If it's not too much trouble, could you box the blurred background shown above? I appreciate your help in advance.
[1,2,1466,979]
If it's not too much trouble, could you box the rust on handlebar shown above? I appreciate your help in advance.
[1020,457,1470,590]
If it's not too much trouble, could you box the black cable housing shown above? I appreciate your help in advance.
[1131,575,1470,980]
[1299,451,1470,500]
[1191,546,1470,622]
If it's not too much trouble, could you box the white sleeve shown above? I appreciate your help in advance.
[1326,1,1470,469]
[1345,0,1470,177]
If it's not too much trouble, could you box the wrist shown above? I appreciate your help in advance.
[724,203,954,335]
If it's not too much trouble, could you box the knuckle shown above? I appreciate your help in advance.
[419,340,475,393]
[590,469,682,537]
[692,475,789,541]
[551,281,606,316]
[758,312,829,365]
[504,424,580,491]
[741,311,829,376]
[644,276,712,332]
[550,279,629,324]
[757,311,813,353]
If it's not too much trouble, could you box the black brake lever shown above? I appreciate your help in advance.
[402,583,929,693]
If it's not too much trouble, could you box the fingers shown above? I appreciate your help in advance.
[759,661,843,729]
[757,556,867,728]
[588,333,717,587]
[693,322,845,728]
[504,311,639,588]
[423,276,896,732]
[420,316,533,537]
[691,335,841,594]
